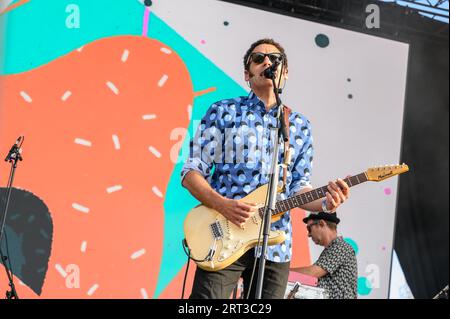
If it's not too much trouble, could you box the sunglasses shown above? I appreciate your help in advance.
[306,220,321,233]
[248,52,284,65]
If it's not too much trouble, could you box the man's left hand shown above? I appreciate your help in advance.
[325,178,350,212]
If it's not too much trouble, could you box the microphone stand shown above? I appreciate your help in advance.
[433,285,449,299]
[254,62,288,299]
[0,137,23,299]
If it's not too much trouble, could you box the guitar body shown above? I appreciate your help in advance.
[184,184,286,272]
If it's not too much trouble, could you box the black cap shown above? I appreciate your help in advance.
[302,211,340,225]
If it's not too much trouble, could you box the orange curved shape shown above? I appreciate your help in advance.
[0,35,193,298]
[290,208,312,268]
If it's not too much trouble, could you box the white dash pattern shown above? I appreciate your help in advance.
[106,81,119,95]
[106,185,122,194]
[72,203,90,214]
[112,134,121,150]
[121,49,130,62]
[81,241,87,253]
[20,91,32,103]
[61,91,72,101]
[87,284,99,296]
[148,146,161,158]
[142,114,157,120]
[140,288,149,299]
[160,47,172,54]
[152,186,163,198]
[158,75,169,87]
[74,138,92,147]
[131,249,146,260]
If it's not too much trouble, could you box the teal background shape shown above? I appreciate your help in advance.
[358,276,373,296]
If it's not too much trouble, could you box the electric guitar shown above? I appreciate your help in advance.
[184,164,409,271]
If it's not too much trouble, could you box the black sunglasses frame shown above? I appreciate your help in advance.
[248,52,284,65]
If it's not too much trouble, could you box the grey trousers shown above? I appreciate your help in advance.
[189,249,290,299]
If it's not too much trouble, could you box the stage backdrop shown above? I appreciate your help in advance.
[0,0,408,298]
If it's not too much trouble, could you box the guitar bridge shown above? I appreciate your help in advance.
[210,221,224,240]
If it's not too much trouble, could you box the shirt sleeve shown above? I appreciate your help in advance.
[289,115,314,196]
[180,103,223,186]
[315,240,351,275]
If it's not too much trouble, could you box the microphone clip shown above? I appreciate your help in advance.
[4,137,24,163]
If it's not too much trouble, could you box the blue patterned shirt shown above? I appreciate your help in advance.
[181,91,314,263]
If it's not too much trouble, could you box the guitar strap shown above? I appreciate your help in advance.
[279,105,292,193]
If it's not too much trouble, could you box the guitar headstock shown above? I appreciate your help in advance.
[366,164,409,182]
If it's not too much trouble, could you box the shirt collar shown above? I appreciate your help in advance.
[247,91,280,115]
[329,236,343,247]
[247,91,260,105]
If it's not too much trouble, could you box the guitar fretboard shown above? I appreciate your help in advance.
[258,172,368,217]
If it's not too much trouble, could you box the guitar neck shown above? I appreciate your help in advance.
[266,172,368,216]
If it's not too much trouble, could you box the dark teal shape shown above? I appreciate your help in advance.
[315,33,330,48]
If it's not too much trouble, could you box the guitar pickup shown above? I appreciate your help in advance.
[210,221,224,240]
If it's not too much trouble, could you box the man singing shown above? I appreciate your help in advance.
[181,38,350,299]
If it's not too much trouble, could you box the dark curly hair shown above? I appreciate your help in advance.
[243,38,288,71]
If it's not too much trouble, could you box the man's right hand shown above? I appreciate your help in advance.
[214,198,259,228]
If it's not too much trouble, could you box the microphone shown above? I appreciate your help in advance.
[14,136,22,146]
[4,136,23,162]
[261,58,282,79]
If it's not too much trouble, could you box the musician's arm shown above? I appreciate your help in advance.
[180,103,226,211]
[182,170,226,211]
[294,265,327,278]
